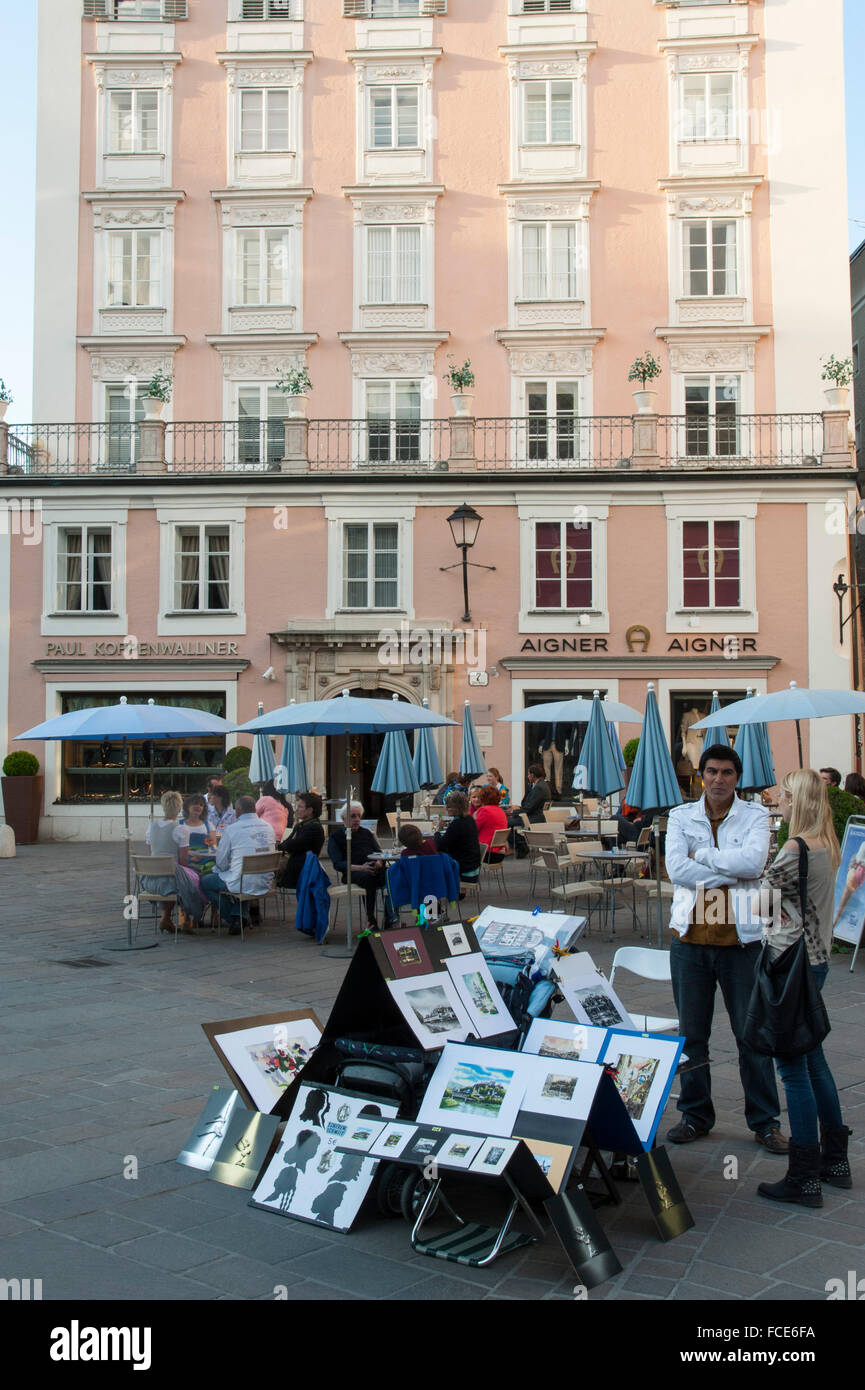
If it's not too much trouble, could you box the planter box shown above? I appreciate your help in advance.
[1,775,43,845]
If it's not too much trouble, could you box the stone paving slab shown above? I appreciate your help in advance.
[0,841,862,1302]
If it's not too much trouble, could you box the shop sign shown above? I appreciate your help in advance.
[44,641,240,658]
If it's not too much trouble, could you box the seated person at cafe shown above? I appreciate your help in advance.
[617,802,654,848]
[467,783,485,813]
[474,785,508,864]
[276,791,324,891]
[256,778,293,842]
[506,763,552,854]
[207,783,236,834]
[327,801,394,929]
[200,796,277,936]
[398,823,439,857]
[435,771,467,803]
[488,766,510,807]
[181,793,214,873]
[434,791,481,882]
[142,789,207,932]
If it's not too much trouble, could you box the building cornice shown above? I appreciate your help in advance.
[497,180,601,199]
[658,174,763,193]
[499,654,780,672]
[495,327,606,350]
[85,51,183,65]
[216,50,313,65]
[498,43,598,60]
[211,187,314,204]
[33,658,250,675]
[83,189,186,205]
[655,324,771,341]
[338,329,449,350]
[78,335,186,352]
[658,35,759,55]
[342,184,444,201]
[205,333,319,351]
[346,47,443,63]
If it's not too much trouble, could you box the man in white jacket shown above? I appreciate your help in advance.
[665,744,787,1153]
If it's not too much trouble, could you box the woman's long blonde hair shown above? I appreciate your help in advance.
[783,769,840,871]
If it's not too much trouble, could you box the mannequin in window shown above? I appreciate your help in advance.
[538,723,574,799]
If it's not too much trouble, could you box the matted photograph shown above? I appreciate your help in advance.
[469,1137,518,1176]
[418,1043,528,1137]
[369,1122,419,1159]
[473,907,584,962]
[177,1087,248,1171]
[599,1030,685,1149]
[437,1133,484,1170]
[339,1119,388,1153]
[203,1011,323,1113]
[381,928,434,980]
[387,972,472,1050]
[522,1018,609,1065]
[445,953,516,1039]
[441,923,472,956]
[251,1085,397,1231]
[560,971,635,1031]
[514,1136,574,1195]
[208,1109,282,1190]
[520,1056,603,1122]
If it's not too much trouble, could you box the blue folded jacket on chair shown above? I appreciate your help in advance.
[295,851,332,943]
[385,853,461,912]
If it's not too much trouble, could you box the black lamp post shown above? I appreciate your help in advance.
[441,502,496,622]
[833,573,865,643]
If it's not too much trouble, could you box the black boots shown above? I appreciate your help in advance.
[820,1125,853,1190]
[757,1141,823,1208]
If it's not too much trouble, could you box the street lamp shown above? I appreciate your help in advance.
[832,573,865,644]
[441,502,496,623]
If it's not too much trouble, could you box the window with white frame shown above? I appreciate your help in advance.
[173,525,232,612]
[108,90,160,153]
[88,0,187,17]
[105,384,146,468]
[533,519,592,609]
[239,89,291,152]
[520,0,575,11]
[106,230,162,307]
[681,519,741,609]
[684,374,741,456]
[521,222,579,299]
[342,521,400,609]
[680,74,735,142]
[55,527,114,613]
[240,0,297,16]
[365,381,421,463]
[365,225,422,303]
[526,380,578,461]
[234,229,292,305]
[236,385,284,468]
[522,80,575,145]
[683,220,737,297]
[368,86,419,149]
[370,0,422,12]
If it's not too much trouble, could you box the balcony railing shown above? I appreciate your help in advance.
[0,413,846,478]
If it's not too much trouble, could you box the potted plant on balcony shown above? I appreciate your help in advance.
[140,371,172,419]
[443,356,475,417]
[821,354,854,408]
[276,365,312,418]
[0,379,12,423]
[628,353,662,413]
[1,751,43,845]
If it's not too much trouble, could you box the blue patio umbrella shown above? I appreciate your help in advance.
[458,700,487,780]
[707,691,732,748]
[276,703,309,795]
[734,690,775,791]
[371,700,421,836]
[412,697,444,789]
[603,697,627,774]
[692,681,865,768]
[625,683,684,943]
[248,702,277,787]
[16,697,239,951]
[239,691,457,954]
[500,696,644,725]
[572,691,625,799]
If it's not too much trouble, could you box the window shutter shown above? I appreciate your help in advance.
[242,0,266,16]
[162,0,188,18]
[421,0,447,14]
[83,0,110,17]
[343,0,369,16]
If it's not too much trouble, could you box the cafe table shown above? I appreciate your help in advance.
[574,848,650,940]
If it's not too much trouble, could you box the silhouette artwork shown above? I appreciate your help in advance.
[262,1129,321,1211]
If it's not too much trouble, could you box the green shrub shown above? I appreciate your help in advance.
[3,751,40,776]
[224,767,254,803]
[623,738,640,768]
[777,782,865,853]
[224,745,252,772]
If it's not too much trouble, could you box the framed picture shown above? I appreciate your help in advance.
[445,952,516,1039]
[339,1119,388,1153]
[520,1056,603,1122]
[473,906,584,960]
[470,1137,518,1176]
[405,1129,448,1162]
[251,1085,397,1231]
[436,1132,485,1170]
[441,923,472,956]
[208,1109,282,1189]
[369,1122,418,1159]
[380,928,434,980]
[599,1030,685,1149]
[833,819,865,945]
[522,1019,609,1064]
[202,1010,323,1113]
[560,971,635,1031]
[177,1087,248,1171]
[514,1136,573,1195]
[417,1042,527,1137]
[386,972,472,1050]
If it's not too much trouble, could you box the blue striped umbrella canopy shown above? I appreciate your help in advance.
[603,697,627,773]
[458,701,487,779]
[572,691,624,798]
[248,702,277,786]
[692,680,865,767]
[412,697,444,789]
[626,683,684,813]
[276,701,309,794]
[734,690,775,791]
[371,729,420,798]
[707,691,732,748]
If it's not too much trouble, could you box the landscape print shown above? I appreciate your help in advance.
[538,1034,585,1062]
[405,984,462,1035]
[441,1061,515,1121]
[460,970,499,1017]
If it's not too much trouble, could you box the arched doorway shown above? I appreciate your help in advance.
[326,688,417,823]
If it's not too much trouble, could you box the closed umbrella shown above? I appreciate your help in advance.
[458,700,487,780]
[16,698,239,951]
[603,697,627,775]
[500,696,644,726]
[371,699,421,837]
[707,691,731,748]
[276,701,309,795]
[572,691,625,799]
[734,690,774,793]
[626,682,684,946]
[248,702,276,787]
[692,681,865,768]
[412,697,444,790]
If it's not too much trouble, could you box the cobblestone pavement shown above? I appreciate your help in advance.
[0,842,862,1302]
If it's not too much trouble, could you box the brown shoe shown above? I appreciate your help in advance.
[755,1127,789,1155]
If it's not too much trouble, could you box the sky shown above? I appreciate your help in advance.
[1,2,864,425]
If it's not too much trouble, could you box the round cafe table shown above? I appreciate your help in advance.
[574,848,650,941]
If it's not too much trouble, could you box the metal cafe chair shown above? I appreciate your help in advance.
[479,828,511,898]
[132,855,179,942]
[216,852,284,940]
[538,848,605,932]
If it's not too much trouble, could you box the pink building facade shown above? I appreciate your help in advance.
[0,0,858,838]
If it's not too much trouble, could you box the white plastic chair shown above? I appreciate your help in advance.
[609,946,678,1032]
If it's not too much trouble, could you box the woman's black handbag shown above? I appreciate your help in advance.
[742,837,830,1058]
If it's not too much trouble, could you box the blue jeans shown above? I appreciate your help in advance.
[200,871,245,925]
[775,964,843,1147]
[670,935,780,1134]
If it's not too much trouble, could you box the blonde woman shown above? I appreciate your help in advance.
[141,789,206,933]
[756,769,851,1207]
